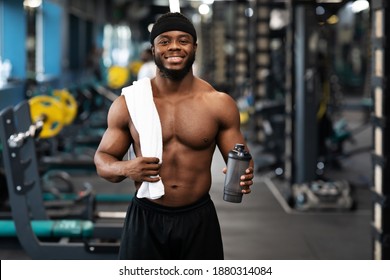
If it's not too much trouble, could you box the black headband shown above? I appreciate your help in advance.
[150,13,197,44]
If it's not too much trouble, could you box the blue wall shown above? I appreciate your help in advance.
[43,1,62,76]
[0,0,64,81]
[0,0,26,110]
[2,0,26,79]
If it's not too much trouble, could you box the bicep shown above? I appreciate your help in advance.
[96,96,132,160]
[216,94,247,162]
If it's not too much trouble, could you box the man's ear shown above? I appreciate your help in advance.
[151,45,155,55]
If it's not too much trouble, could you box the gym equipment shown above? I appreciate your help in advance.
[41,170,133,204]
[24,91,98,173]
[93,83,119,102]
[56,82,117,152]
[250,100,285,174]
[0,101,123,259]
[292,180,354,211]
[40,172,96,220]
[1,94,130,219]
[0,220,94,238]
[52,89,78,125]
[4,92,128,205]
[129,60,143,77]
[107,65,130,89]
[20,93,78,141]
[71,82,111,127]
[27,95,65,139]
[41,170,134,207]
[42,170,76,195]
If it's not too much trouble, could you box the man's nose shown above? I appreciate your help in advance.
[168,40,180,50]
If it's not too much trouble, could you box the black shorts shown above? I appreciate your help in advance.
[118,194,224,260]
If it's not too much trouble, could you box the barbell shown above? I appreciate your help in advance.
[8,91,78,148]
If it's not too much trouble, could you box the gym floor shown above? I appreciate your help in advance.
[0,98,372,260]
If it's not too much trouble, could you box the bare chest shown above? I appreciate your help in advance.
[154,98,218,149]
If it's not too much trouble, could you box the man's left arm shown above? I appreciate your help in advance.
[215,93,254,193]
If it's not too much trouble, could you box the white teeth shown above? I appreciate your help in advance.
[167,57,183,63]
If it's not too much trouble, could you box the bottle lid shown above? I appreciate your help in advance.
[229,143,251,160]
[234,143,245,150]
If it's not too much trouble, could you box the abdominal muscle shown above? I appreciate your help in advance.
[137,142,216,207]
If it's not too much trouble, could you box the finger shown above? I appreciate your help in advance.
[142,176,161,182]
[240,180,253,187]
[143,157,160,164]
[246,167,254,174]
[140,162,161,172]
[242,188,251,194]
[144,170,160,176]
[145,163,161,170]
[241,173,254,180]
[222,167,227,174]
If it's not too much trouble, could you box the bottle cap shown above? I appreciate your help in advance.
[229,143,252,161]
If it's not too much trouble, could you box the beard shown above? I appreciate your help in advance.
[154,52,196,81]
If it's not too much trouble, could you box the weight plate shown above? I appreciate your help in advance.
[107,65,130,89]
[52,89,78,125]
[29,96,65,138]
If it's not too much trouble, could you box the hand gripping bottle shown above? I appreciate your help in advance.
[223,144,252,203]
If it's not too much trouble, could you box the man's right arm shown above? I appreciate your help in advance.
[94,96,133,182]
[94,96,162,184]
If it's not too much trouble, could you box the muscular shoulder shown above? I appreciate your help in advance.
[196,78,235,104]
[195,78,239,126]
[198,79,237,109]
[107,95,131,129]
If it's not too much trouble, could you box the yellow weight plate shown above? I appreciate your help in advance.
[240,111,249,125]
[29,96,65,138]
[52,89,78,125]
[107,65,130,89]
[129,61,143,75]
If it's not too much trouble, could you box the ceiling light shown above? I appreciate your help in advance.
[169,0,180,12]
[351,0,369,13]
[198,4,210,15]
[316,0,343,3]
[23,0,42,8]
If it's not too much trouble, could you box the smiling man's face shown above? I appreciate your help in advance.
[153,30,197,81]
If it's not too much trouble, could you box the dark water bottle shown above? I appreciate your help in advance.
[223,144,252,203]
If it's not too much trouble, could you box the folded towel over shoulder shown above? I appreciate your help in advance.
[121,78,164,199]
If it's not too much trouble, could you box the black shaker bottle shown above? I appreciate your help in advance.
[223,143,252,203]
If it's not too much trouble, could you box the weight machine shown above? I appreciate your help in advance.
[0,100,124,259]
[283,1,356,211]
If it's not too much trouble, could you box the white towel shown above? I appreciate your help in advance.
[121,78,164,199]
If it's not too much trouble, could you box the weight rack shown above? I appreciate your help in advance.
[0,100,122,259]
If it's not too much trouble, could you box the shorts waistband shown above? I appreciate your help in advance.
[133,194,211,214]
